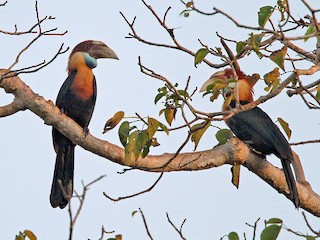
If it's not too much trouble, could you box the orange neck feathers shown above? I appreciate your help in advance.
[68,52,94,100]
[224,68,254,103]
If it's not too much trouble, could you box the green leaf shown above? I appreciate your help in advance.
[216,128,233,144]
[277,117,291,140]
[178,89,190,99]
[249,33,265,58]
[24,230,37,240]
[164,107,176,126]
[15,232,25,240]
[270,46,287,71]
[118,121,130,147]
[141,141,151,158]
[180,10,190,17]
[154,92,165,105]
[191,121,211,150]
[136,131,149,159]
[261,225,281,240]
[131,210,138,217]
[103,111,125,133]
[125,131,139,161]
[194,48,209,67]
[306,236,316,240]
[258,6,274,28]
[228,231,239,240]
[304,25,315,42]
[236,41,246,54]
[147,117,159,138]
[266,218,283,224]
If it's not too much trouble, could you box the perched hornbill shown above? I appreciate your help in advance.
[50,40,118,208]
[201,68,300,208]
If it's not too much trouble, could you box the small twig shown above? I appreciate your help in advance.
[103,172,163,201]
[68,175,106,240]
[180,0,218,16]
[245,218,260,240]
[166,213,187,240]
[139,208,154,240]
[302,212,319,235]
[0,1,7,7]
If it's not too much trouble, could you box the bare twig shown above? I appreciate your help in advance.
[139,208,154,240]
[302,212,320,235]
[166,213,187,240]
[0,1,7,7]
[180,0,218,16]
[68,175,106,240]
[103,172,163,201]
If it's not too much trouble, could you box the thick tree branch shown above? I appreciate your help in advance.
[0,97,26,117]
[1,70,320,216]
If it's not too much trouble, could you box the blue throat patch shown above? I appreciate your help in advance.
[82,52,97,69]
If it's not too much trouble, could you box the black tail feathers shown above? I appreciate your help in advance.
[281,159,300,208]
[50,145,75,209]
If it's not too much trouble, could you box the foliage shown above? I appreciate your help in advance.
[15,230,37,240]
[222,217,317,240]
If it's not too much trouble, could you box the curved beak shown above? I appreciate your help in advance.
[89,41,119,60]
[199,70,227,93]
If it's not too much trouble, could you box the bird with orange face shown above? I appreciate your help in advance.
[50,40,118,208]
[201,68,300,208]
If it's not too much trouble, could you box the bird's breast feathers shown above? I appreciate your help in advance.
[70,68,94,100]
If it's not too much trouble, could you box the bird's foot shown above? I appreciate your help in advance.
[82,127,89,139]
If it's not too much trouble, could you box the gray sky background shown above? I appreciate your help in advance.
[1,0,319,239]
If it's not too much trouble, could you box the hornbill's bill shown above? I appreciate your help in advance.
[50,40,118,208]
[201,68,300,208]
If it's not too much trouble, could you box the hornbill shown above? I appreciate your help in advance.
[201,68,300,208]
[50,40,118,208]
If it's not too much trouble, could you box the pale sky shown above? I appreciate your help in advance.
[1,0,319,239]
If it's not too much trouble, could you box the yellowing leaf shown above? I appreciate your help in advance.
[115,234,123,240]
[186,1,193,8]
[147,117,159,138]
[270,46,287,71]
[159,122,169,135]
[24,230,37,240]
[191,121,211,150]
[316,83,320,101]
[264,68,280,92]
[194,48,209,67]
[164,107,176,126]
[249,33,265,57]
[103,111,125,133]
[125,131,139,161]
[258,6,274,28]
[131,210,137,217]
[277,117,291,140]
[231,164,241,189]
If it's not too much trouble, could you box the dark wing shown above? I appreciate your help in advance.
[226,106,293,161]
[56,71,77,108]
